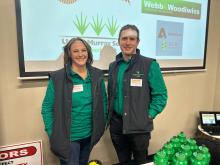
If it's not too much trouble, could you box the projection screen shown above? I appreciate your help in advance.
[15,0,210,78]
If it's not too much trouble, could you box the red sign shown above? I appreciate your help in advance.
[0,140,43,165]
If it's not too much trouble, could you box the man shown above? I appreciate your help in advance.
[108,24,168,165]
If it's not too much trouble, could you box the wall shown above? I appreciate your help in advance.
[0,0,220,165]
[214,34,220,108]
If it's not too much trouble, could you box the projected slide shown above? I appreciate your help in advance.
[16,0,209,77]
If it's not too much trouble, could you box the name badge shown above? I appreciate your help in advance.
[130,79,142,87]
[73,84,83,93]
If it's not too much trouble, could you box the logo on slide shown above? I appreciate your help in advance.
[156,20,184,56]
[73,13,119,37]
[158,27,167,39]
[59,0,77,4]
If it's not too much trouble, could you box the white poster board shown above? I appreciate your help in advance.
[0,140,43,165]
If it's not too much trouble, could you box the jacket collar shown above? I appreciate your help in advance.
[65,63,91,81]
[116,49,140,66]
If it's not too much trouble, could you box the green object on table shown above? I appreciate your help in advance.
[170,137,181,152]
[154,150,169,165]
[181,144,192,158]
[163,143,175,162]
[172,152,188,165]
[198,146,211,164]
[178,132,187,144]
[154,132,212,165]
[190,151,207,165]
[187,138,198,152]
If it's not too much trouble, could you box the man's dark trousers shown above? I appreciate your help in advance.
[110,111,151,165]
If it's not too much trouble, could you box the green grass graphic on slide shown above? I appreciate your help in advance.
[73,13,89,35]
[91,15,105,36]
[106,16,119,37]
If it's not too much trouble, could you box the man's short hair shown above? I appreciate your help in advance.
[118,24,140,41]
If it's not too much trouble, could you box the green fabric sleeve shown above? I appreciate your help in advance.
[41,79,55,137]
[148,61,168,118]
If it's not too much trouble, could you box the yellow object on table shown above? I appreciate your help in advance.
[88,160,102,165]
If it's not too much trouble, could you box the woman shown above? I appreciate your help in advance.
[41,37,107,165]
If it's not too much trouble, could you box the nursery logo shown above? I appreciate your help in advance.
[59,0,77,4]
[133,71,144,78]
[73,13,119,37]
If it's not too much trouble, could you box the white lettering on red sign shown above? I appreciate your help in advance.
[0,146,36,161]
